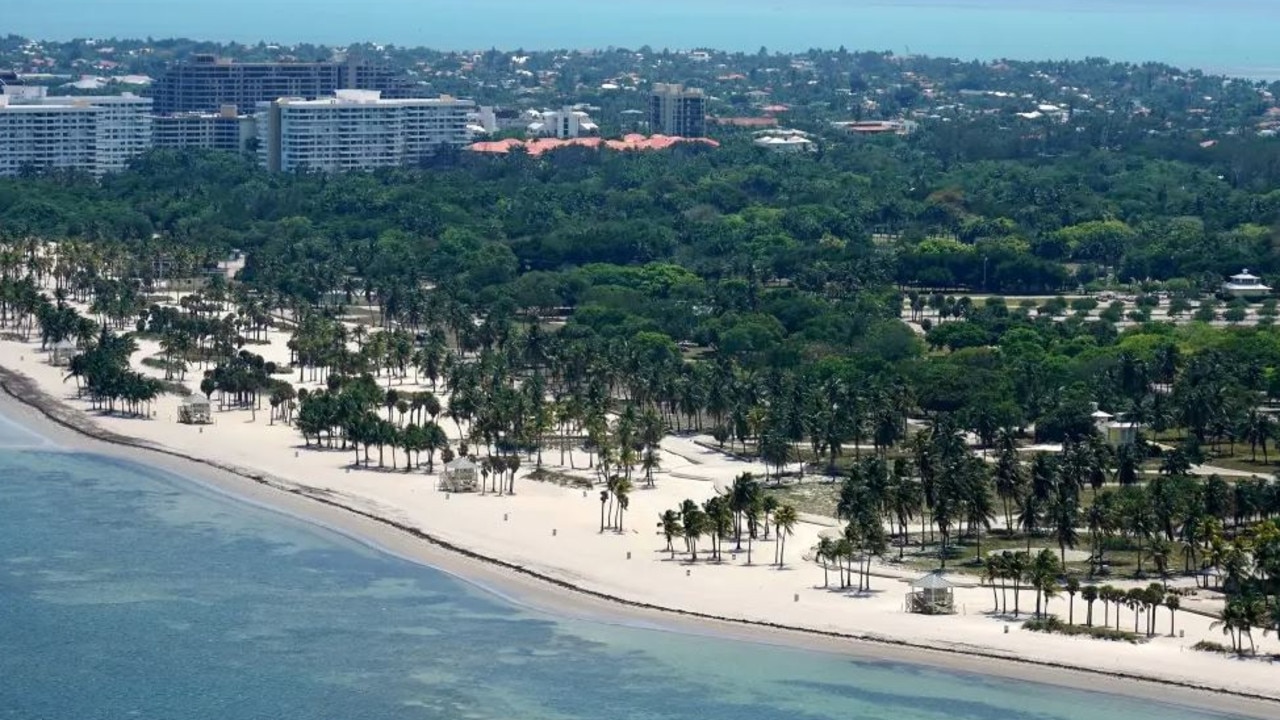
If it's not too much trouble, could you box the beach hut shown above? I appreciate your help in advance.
[49,339,77,367]
[178,396,212,425]
[440,456,479,492]
[906,572,955,614]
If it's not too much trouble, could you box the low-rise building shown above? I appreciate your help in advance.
[153,104,257,153]
[753,128,815,152]
[526,107,598,138]
[1222,269,1272,299]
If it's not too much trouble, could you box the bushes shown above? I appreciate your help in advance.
[1191,640,1232,654]
[1023,616,1141,643]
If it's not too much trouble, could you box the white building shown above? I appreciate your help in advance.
[153,105,257,153]
[753,128,815,152]
[1222,269,1272,299]
[257,89,475,172]
[525,107,599,139]
[0,88,152,176]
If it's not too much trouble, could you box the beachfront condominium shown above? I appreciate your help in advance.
[257,90,475,172]
[0,87,152,177]
[153,105,258,153]
[151,54,410,114]
[649,83,707,137]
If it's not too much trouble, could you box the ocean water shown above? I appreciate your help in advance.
[9,0,1280,77]
[0,414,1254,720]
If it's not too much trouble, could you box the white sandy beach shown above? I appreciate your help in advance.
[1,321,1278,714]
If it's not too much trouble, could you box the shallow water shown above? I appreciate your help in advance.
[0,420,1252,719]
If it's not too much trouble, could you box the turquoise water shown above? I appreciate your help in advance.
[0,416,1254,719]
[9,0,1280,76]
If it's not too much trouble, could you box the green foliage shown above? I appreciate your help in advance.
[1023,616,1140,643]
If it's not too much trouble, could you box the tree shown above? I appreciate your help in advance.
[1081,584,1098,627]
[773,504,798,567]
[1065,577,1081,626]
[599,490,609,533]
[658,510,682,559]
[1028,548,1060,618]
[682,504,707,562]
[1165,593,1180,637]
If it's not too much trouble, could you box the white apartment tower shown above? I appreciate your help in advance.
[0,89,152,176]
[257,89,475,172]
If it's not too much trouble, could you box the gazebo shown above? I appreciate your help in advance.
[178,396,212,425]
[49,339,77,367]
[439,457,479,492]
[906,572,956,614]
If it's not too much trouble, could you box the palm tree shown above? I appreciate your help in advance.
[983,555,1003,613]
[599,490,609,533]
[1081,584,1098,627]
[1244,409,1273,464]
[817,536,836,588]
[1028,549,1060,618]
[774,504,798,567]
[703,495,733,561]
[1049,489,1080,567]
[1165,593,1181,637]
[1099,585,1117,629]
[658,510,682,560]
[682,505,707,562]
[1016,493,1041,554]
[1065,577,1081,625]
[728,472,759,550]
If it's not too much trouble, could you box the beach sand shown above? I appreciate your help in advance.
[1,330,1278,718]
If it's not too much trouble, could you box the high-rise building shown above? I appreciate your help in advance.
[0,89,152,176]
[153,105,257,153]
[151,55,409,114]
[649,83,707,137]
[257,90,475,172]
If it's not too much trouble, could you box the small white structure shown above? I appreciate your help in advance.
[440,456,479,492]
[178,396,212,425]
[1091,403,1139,447]
[753,128,815,153]
[1222,269,1272,298]
[906,572,955,614]
[49,339,77,366]
[526,107,598,139]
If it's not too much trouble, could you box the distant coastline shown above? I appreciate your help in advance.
[11,0,1280,80]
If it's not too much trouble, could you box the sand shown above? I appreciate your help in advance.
[1,326,1278,717]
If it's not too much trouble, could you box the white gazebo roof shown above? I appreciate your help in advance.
[53,339,76,349]
[910,572,954,590]
[183,396,211,407]
[446,457,477,471]
[1230,269,1261,281]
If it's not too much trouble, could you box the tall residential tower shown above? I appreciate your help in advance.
[151,55,409,114]
[648,83,706,137]
[0,88,152,176]
[257,90,474,172]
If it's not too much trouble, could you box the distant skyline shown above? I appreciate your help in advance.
[11,0,1280,78]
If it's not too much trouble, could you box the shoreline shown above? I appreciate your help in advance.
[1,366,1277,718]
